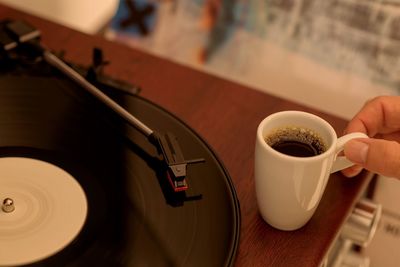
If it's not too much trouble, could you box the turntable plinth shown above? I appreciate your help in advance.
[0,4,374,267]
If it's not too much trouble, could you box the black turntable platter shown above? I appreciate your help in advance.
[0,65,240,266]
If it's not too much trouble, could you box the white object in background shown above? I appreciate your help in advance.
[361,176,400,267]
[0,0,119,34]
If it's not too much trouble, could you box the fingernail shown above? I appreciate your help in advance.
[346,140,369,164]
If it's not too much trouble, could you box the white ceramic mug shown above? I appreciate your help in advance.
[254,111,368,231]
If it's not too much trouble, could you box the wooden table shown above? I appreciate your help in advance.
[0,5,373,267]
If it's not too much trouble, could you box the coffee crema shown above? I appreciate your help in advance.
[264,126,327,157]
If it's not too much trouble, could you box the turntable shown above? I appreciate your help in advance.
[0,20,240,266]
[0,6,379,266]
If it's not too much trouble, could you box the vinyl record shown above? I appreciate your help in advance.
[0,66,240,266]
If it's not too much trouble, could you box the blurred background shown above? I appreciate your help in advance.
[109,0,400,121]
[0,0,399,266]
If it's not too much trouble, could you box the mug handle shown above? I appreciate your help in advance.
[330,132,369,173]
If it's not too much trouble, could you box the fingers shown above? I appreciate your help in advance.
[344,138,400,179]
[345,96,400,137]
[341,164,363,178]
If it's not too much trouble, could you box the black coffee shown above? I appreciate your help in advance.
[264,126,326,157]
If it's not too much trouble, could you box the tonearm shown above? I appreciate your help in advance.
[1,20,205,192]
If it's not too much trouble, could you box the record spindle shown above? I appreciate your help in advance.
[2,198,15,213]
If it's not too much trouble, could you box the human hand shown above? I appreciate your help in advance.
[342,96,400,178]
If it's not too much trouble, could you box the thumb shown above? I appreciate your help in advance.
[344,138,400,178]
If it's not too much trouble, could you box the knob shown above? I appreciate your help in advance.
[341,198,382,247]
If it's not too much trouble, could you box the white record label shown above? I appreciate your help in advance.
[0,157,88,266]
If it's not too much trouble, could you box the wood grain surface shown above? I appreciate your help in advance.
[0,5,373,267]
